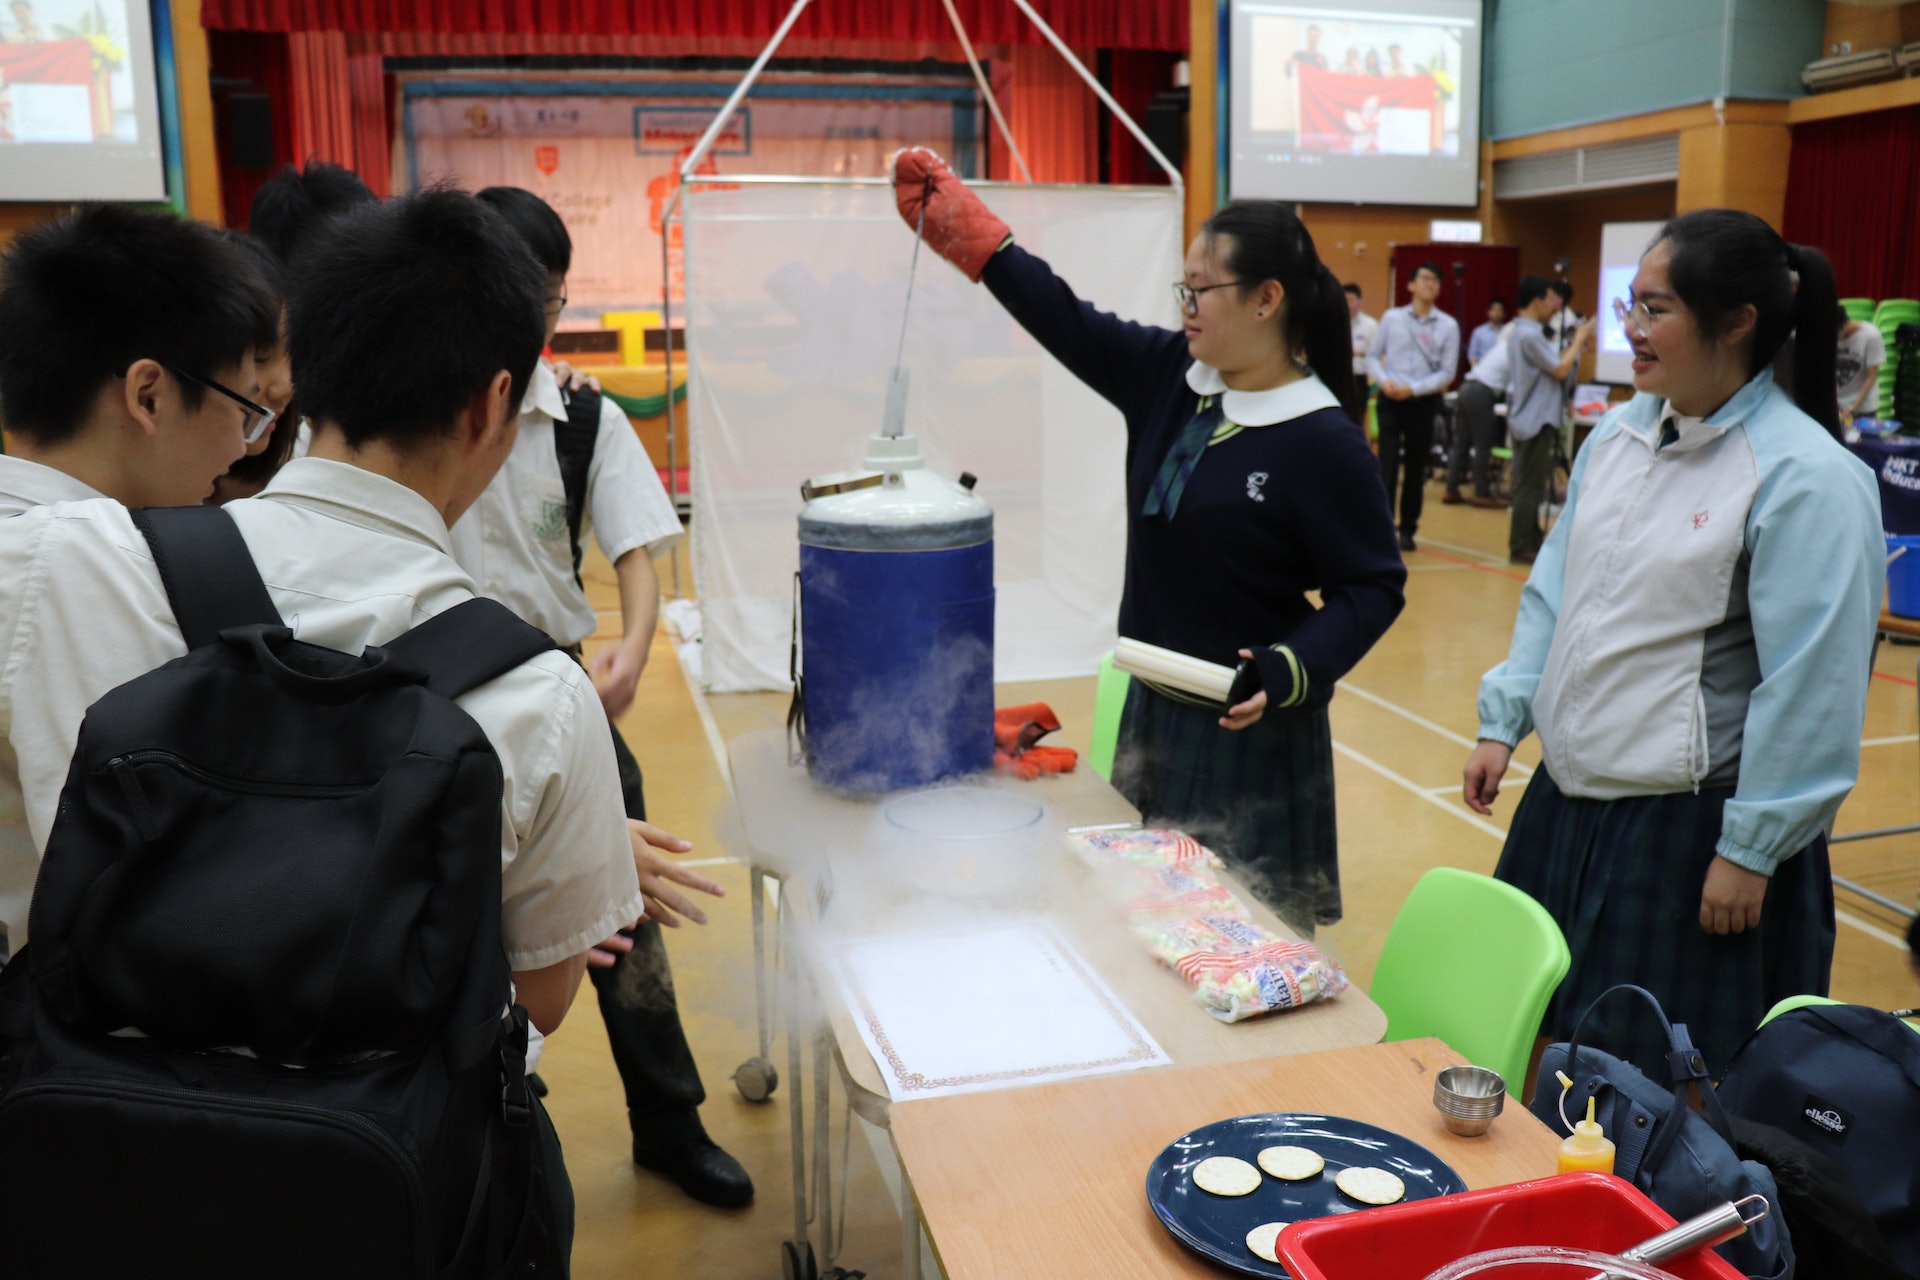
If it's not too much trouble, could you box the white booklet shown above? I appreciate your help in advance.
[834,919,1171,1101]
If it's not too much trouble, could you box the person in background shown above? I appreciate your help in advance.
[1544,278,1580,351]
[1468,297,1507,368]
[1387,43,1408,76]
[1338,47,1361,75]
[213,231,299,504]
[0,205,278,968]
[247,160,378,267]
[1364,48,1383,76]
[1443,316,1514,510]
[1465,210,1881,1075]
[1366,261,1460,551]
[1288,24,1327,74]
[1836,306,1885,426]
[464,187,750,1209]
[890,149,1404,935]
[1346,282,1377,407]
[1502,276,1594,565]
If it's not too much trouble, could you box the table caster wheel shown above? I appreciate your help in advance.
[781,1240,818,1280]
[735,1055,779,1103]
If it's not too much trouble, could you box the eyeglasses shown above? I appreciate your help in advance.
[162,362,278,445]
[1173,279,1246,317]
[1610,296,1668,340]
[545,292,569,318]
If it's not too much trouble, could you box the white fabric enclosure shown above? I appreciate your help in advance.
[684,179,1183,692]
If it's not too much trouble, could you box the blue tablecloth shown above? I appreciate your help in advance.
[1849,436,1920,534]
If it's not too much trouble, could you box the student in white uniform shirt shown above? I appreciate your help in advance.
[0,190,652,1257]
[0,205,281,965]
[464,188,752,1208]
[1345,281,1378,401]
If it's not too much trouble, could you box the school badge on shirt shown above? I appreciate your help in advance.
[1247,472,1270,502]
[532,500,568,542]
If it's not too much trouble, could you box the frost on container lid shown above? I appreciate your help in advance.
[798,434,992,551]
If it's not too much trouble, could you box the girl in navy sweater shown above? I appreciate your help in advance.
[892,151,1405,932]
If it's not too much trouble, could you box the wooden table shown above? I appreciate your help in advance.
[891,1039,1563,1280]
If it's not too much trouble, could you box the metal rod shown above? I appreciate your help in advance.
[751,867,770,1056]
[1830,823,1920,845]
[1832,873,1920,919]
[679,0,817,183]
[1005,0,1184,188]
[786,906,809,1250]
[659,198,682,596]
[938,0,1032,183]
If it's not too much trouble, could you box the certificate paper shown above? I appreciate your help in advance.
[834,919,1171,1100]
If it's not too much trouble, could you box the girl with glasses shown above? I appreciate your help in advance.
[891,149,1405,934]
[1464,209,1884,1073]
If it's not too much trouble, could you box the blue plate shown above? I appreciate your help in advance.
[1145,1113,1466,1278]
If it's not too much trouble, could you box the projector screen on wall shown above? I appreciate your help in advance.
[0,0,167,201]
[1595,220,1665,385]
[1229,0,1483,207]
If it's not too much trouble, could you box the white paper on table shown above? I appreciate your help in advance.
[833,919,1171,1100]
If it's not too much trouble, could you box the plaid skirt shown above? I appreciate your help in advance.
[1111,682,1340,933]
[1496,768,1835,1079]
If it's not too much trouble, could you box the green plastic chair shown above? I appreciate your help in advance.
[1369,867,1571,1094]
[1088,652,1132,782]
[1842,298,1878,322]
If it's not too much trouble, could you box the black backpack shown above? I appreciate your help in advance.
[1718,1003,1920,1279]
[0,505,562,1279]
[554,383,601,586]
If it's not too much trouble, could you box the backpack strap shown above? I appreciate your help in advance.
[129,506,283,651]
[553,385,602,587]
[381,598,556,701]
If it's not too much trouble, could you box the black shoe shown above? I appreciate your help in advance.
[1398,531,1417,552]
[631,1107,755,1208]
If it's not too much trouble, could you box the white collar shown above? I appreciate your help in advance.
[522,359,568,422]
[0,455,109,513]
[1184,363,1341,427]
[253,457,455,557]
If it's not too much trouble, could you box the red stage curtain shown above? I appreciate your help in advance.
[288,32,353,171]
[1106,49,1179,186]
[208,30,295,231]
[1005,42,1096,184]
[1783,105,1920,302]
[201,0,1187,52]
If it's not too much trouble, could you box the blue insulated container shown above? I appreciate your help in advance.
[798,436,995,793]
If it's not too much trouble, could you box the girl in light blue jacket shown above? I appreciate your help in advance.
[1464,210,1884,1074]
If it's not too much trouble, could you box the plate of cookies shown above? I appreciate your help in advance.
[1145,1113,1465,1277]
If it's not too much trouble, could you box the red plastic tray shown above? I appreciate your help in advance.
[1273,1172,1746,1280]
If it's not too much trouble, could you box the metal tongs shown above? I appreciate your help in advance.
[1588,1195,1772,1279]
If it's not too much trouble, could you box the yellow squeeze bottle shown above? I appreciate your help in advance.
[1557,1096,1616,1175]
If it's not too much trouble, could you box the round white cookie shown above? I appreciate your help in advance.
[1246,1221,1285,1264]
[1256,1145,1325,1181]
[1191,1155,1262,1197]
[1334,1165,1406,1206]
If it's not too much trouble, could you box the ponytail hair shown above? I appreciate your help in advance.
[1656,209,1842,440]
[1200,200,1363,423]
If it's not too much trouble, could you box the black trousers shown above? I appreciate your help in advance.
[589,723,708,1124]
[1445,380,1501,499]
[1376,393,1441,534]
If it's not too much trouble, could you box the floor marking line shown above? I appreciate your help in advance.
[679,856,742,868]
[1414,534,1511,563]
[1414,546,1531,582]
[1874,670,1919,688]
[1838,910,1911,949]
[1331,740,1509,841]
[1337,681,1535,777]
[1862,734,1920,748]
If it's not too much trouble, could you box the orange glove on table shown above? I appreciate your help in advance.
[993,702,1077,779]
[892,147,1012,284]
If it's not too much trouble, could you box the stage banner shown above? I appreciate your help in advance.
[404,84,975,319]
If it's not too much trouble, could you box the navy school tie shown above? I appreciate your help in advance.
[1142,397,1227,520]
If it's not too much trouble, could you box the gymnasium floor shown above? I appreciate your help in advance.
[552,488,1920,1279]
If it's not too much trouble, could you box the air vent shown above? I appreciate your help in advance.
[1494,134,1679,199]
